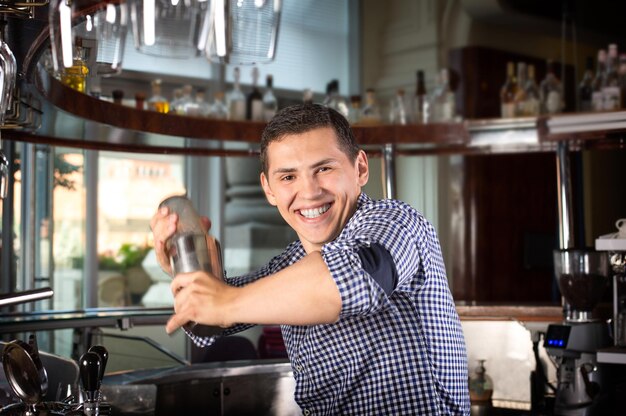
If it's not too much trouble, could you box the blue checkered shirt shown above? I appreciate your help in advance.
[187,193,470,415]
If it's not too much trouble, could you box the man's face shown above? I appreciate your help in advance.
[260,127,369,253]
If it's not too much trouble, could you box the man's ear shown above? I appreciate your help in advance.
[260,172,277,206]
[356,150,369,186]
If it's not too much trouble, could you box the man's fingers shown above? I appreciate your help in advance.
[166,313,186,334]
[200,216,211,233]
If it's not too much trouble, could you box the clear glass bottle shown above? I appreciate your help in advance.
[209,91,229,120]
[579,56,594,112]
[303,88,314,105]
[389,89,408,125]
[523,64,540,117]
[361,88,382,124]
[324,79,349,118]
[432,68,455,122]
[184,88,210,117]
[227,67,246,121]
[592,49,607,111]
[539,60,563,114]
[415,69,428,124]
[263,74,278,122]
[246,67,264,121]
[603,44,621,110]
[175,84,194,115]
[348,95,362,124]
[619,54,626,109]
[169,88,183,114]
[500,61,518,118]
[147,79,170,113]
[469,360,494,409]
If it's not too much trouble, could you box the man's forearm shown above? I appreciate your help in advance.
[225,251,342,326]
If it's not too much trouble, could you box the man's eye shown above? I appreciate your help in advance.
[281,175,294,181]
[318,166,331,173]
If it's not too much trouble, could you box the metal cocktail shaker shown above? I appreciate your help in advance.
[158,195,223,278]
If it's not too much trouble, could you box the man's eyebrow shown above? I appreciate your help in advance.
[271,158,338,176]
[271,167,297,175]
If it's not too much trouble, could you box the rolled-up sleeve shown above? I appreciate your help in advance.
[321,202,422,318]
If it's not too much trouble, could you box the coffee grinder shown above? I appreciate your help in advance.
[544,249,612,415]
[595,218,626,348]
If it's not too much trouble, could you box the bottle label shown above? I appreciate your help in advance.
[230,101,246,121]
[251,100,264,121]
[525,98,539,116]
[545,91,562,114]
[602,86,621,110]
[264,108,277,122]
[501,102,516,118]
[592,92,604,112]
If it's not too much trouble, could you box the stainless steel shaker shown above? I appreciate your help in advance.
[158,195,223,278]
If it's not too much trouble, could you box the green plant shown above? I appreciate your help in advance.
[117,243,152,270]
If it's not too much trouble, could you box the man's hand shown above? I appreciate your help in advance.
[166,271,236,334]
[150,205,211,276]
[150,206,178,275]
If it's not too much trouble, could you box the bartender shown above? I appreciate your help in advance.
[151,104,470,415]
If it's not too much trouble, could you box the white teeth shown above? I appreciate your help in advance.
[300,204,330,219]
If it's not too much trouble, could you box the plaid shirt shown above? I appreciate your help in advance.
[187,193,470,415]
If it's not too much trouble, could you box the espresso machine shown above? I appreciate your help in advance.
[544,249,612,416]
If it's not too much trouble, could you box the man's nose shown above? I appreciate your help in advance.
[300,175,322,197]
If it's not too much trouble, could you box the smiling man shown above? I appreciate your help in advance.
[151,104,470,415]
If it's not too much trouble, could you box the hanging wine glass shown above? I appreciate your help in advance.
[131,0,207,59]
[0,37,16,125]
[49,0,129,90]
[203,0,282,65]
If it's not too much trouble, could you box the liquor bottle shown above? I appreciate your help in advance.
[134,92,146,110]
[578,57,594,112]
[147,79,170,113]
[246,67,263,121]
[60,40,89,93]
[348,95,361,124]
[415,70,428,124]
[469,360,494,414]
[514,62,528,116]
[209,91,229,120]
[169,88,183,114]
[263,74,278,121]
[112,89,124,106]
[602,44,621,110]
[432,68,455,122]
[227,67,246,121]
[389,89,408,125]
[591,49,607,111]
[500,62,518,118]
[524,64,540,116]
[173,84,193,115]
[324,80,349,118]
[619,54,626,109]
[361,88,382,124]
[184,88,210,117]
[303,89,313,105]
[539,60,563,114]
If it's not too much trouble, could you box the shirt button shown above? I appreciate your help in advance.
[303,410,311,416]
[295,365,303,372]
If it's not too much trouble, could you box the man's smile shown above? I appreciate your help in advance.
[299,203,332,219]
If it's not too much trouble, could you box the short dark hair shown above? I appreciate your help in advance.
[260,104,360,175]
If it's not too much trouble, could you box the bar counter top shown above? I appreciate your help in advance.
[456,303,563,322]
